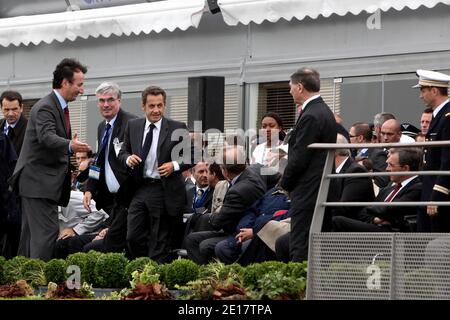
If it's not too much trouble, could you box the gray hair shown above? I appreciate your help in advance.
[336,133,350,157]
[95,81,122,99]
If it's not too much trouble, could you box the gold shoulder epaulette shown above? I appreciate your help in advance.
[445,112,450,117]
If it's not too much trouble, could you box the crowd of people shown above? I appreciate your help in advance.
[1,59,450,267]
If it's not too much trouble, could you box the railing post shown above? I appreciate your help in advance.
[306,148,335,299]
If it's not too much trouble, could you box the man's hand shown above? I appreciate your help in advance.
[427,205,439,217]
[235,228,253,244]
[93,228,108,241]
[158,162,174,177]
[83,191,93,213]
[70,133,91,153]
[126,154,142,168]
[58,228,76,240]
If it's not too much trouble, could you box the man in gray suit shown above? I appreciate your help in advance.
[119,85,192,263]
[9,58,91,261]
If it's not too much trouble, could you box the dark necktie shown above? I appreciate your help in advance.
[64,107,71,138]
[385,183,402,202]
[96,123,111,165]
[7,126,14,139]
[141,123,156,162]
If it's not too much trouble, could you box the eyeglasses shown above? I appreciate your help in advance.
[98,97,118,105]
[349,134,358,138]
[386,162,404,168]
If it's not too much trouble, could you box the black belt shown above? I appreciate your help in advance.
[143,177,161,184]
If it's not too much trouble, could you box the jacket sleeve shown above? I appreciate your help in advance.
[281,114,321,191]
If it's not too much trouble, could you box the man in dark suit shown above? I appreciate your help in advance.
[118,85,192,263]
[280,67,337,262]
[184,145,266,264]
[332,148,423,232]
[83,82,137,214]
[414,69,450,232]
[0,90,28,258]
[58,82,137,254]
[0,90,28,156]
[9,58,91,261]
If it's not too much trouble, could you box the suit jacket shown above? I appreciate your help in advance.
[0,114,28,156]
[368,147,389,188]
[280,96,337,210]
[210,167,266,234]
[423,101,450,203]
[9,92,72,206]
[118,116,192,216]
[357,177,422,230]
[328,157,375,219]
[86,109,137,210]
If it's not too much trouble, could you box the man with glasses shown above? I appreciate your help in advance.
[332,148,422,232]
[83,82,137,215]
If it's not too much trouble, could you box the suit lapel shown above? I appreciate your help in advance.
[427,102,450,136]
[51,92,70,139]
[108,109,123,156]
[137,118,146,156]
[157,117,169,161]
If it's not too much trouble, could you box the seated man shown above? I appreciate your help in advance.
[54,190,109,258]
[183,162,224,239]
[215,185,291,264]
[332,147,422,232]
[184,145,266,264]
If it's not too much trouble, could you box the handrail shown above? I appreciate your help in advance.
[324,201,450,207]
[306,140,450,300]
[327,171,450,178]
[308,140,450,149]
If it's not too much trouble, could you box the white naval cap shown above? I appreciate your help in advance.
[413,69,450,88]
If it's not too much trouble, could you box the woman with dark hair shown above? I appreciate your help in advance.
[251,112,285,166]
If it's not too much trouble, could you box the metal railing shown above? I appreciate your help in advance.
[305,141,450,300]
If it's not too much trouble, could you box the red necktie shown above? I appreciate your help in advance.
[64,107,71,138]
[385,183,402,202]
[297,105,304,118]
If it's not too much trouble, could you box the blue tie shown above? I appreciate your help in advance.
[96,123,111,165]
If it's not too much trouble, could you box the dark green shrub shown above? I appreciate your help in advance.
[3,255,28,283]
[241,261,287,289]
[285,261,308,279]
[257,270,306,300]
[20,259,46,288]
[159,259,200,289]
[124,257,157,283]
[218,263,244,282]
[44,259,67,284]
[0,256,6,284]
[94,253,128,288]
[85,250,103,285]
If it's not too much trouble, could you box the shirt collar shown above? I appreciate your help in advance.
[301,94,321,111]
[433,99,449,118]
[53,89,68,110]
[335,157,349,173]
[398,175,418,190]
[145,117,162,131]
[230,172,243,186]
[106,113,118,127]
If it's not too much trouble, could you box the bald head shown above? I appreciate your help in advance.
[380,119,402,143]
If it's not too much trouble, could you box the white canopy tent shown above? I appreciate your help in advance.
[217,0,450,25]
[0,0,207,47]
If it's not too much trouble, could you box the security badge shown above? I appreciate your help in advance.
[89,165,100,180]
